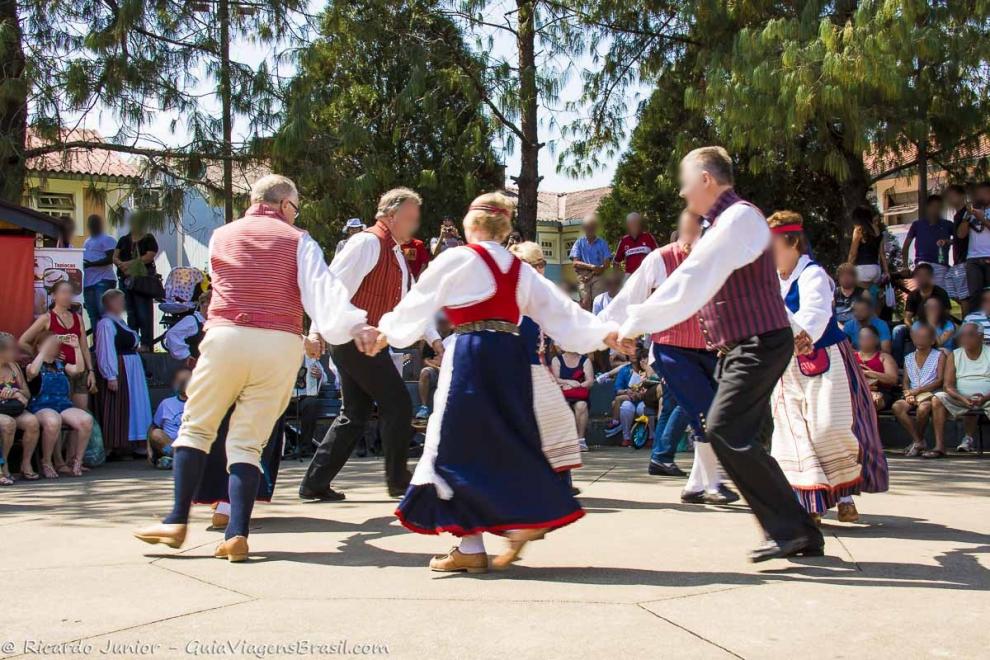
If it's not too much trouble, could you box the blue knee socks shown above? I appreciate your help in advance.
[226,463,260,539]
[163,447,208,525]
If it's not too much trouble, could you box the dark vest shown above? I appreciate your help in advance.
[784,261,846,350]
[187,313,205,359]
[697,191,790,349]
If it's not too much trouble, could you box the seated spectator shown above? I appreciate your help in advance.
[26,332,93,478]
[148,367,192,468]
[609,356,636,446]
[854,325,898,411]
[892,324,946,457]
[293,340,337,456]
[923,296,957,352]
[963,287,990,344]
[415,316,452,420]
[892,263,951,364]
[592,271,623,316]
[94,289,153,459]
[932,322,990,456]
[843,296,892,353]
[551,349,594,451]
[617,351,660,447]
[0,332,40,484]
[165,289,210,367]
[833,263,864,326]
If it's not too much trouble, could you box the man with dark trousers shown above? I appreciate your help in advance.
[300,188,442,500]
[617,146,824,562]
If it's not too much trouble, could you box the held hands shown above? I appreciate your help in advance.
[349,324,385,357]
[606,332,638,356]
[303,333,325,358]
[793,331,814,356]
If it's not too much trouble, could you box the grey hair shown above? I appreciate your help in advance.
[376,187,422,219]
[683,146,734,185]
[0,331,14,351]
[250,174,298,205]
[101,288,125,306]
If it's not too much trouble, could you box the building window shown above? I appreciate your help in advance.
[540,240,554,259]
[564,239,576,255]
[34,192,75,221]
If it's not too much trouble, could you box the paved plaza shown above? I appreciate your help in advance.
[3,449,989,659]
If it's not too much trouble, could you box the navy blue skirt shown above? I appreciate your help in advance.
[396,331,583,536]
[194,408,284,504]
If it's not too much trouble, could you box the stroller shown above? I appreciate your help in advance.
[154,267,210,347]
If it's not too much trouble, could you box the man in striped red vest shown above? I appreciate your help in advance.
[617,147,824,562]
[602,210,738,504]
[301,187,442,501]
[135,174,379,560]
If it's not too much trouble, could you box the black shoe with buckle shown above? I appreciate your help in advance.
[648,461,686,477]
[299,486,346,502]
[749,536,824,563]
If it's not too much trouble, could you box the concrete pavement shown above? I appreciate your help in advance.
[2,449,989,659]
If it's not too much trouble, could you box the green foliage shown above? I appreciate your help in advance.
[273,0,503,246]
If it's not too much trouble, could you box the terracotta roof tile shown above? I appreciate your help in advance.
[25,128,142,180]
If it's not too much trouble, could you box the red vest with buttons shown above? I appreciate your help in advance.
[444,244,521,325]
[206,204,305,335]
[697,191,790,349]
[651,243,707,349]
[351,221,404,326]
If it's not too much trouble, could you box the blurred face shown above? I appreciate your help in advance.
[173,370,192,396]
[946,189,965,209]
[39,335,60,360]
[436,316,452,337]
[626,213,642,235]
[914,267,933,288]
[87,215,104,236]
[52,282,73,308]
[678,156,721,216]
[924,297,943,319]
[771,234,800,272]
[852,300,872,321]
[0,341,14,364]
[837,269,856,288]
[676,211,702,243]
[388,200,421,243]
[582,215,598,236]
[605,274,623,296]
[976,186,990,207]
[346,226,362,236]
[104,293,125,316]
[925,199,943,221]
[911,326,935,350]
[858,328,879,353]
[959,324,983,351]
[199,294,211,318]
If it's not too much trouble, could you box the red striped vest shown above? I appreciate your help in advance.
[351,221,403,325]
[651,243,707,349]
[697,191,790,348]
[207,204,304,335]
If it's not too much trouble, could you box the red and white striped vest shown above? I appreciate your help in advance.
[697,192,790,348]
[206,204,304,335]
[651,243,707,349]
[351,221,403,326]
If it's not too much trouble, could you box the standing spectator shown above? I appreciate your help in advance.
[924,297,957,352]
[855,325,899,411]
[892,263,951,364]
[82,213,118,331]
[26,332,93,478]
[570,214,612,310]
[430,216,465,257]
[956,182,990,311]
[614,212,658,275]
[414,316,452,421]
[901,194,953,288]
[932,322,990,455]
[945,184,971,312]
[833,263,864,326]
[552,350,593,451]
[94,289,153,458]
[964,288,990,344]
[334,218,366,259]
[592,271,623,316]
[148,367,192,468]
[401,236,431,280]
[893,324,945,457]
[165,290,211,367]
[843,297,892,353]
[19,280,96,411]
[113,217,160,350]
[847,206,890,288]
[0,333,40,483]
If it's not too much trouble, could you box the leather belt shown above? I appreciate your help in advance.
[453,320,520,335]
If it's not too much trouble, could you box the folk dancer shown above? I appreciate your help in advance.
[616,147,824,562]
[134,174,375,562]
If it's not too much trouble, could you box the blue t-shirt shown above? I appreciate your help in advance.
[613,363,633,395]
[906,219,954,264]
[843,317,891,349]
[570,236,612,267]
[83,233,118,286]
[153,395,186,441]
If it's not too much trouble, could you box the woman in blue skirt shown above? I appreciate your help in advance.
[377,193,619,574]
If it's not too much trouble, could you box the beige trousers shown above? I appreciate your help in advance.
[173,325,302,469]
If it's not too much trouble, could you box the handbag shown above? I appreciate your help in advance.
[128,273,165,299]
[0,397,25,417]
[797,347,830,377]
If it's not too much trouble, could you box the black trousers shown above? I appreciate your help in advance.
[966,257,990,308]
[707,328,823,545]
[296,396,321,452]
[122,284,155,349]
[301,342,412,491]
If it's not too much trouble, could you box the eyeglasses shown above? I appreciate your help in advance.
[285,200,299,217]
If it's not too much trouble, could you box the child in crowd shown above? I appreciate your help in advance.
[0,332,40,484]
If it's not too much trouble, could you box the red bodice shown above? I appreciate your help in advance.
[444,244,522,325]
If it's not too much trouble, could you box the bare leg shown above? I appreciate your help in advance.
[35,410,62,478]
[16,413,40,477]
[892,400,923,447]
[148,428,173,458]
[0,415,15,482]
[932,398,948,452]
[59,408,93,476]
[573,401,589,440]
[916,401,934,450]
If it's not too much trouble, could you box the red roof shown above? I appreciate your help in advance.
[506,185,613,222]
[865,135,990,179]
[25,129,142,181]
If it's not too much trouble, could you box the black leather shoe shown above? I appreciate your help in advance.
[717,484,741,504]
[648,462,686,477]
[749,536,824,563]
[570,486,581,496]
[702,491,730,505]
[680,490,706,504]
[299,486,346,502]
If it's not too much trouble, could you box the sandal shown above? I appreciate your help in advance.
[0,474,14,486]
[922,449,946,459]
[904,444,924,457]
[20,469,39,481]
[41,463,59,479]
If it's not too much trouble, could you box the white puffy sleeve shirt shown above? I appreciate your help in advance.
[778,255,834,344]
[378,242,617,353]
[295,232,369,345]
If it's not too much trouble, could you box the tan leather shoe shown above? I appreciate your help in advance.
[211,512,230,530]
[491,527,549,570]
[810,513,822,527]
[429,547,488,574]
[133,523,187,549]
[837,501,860,523]
[214,535,249,563]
